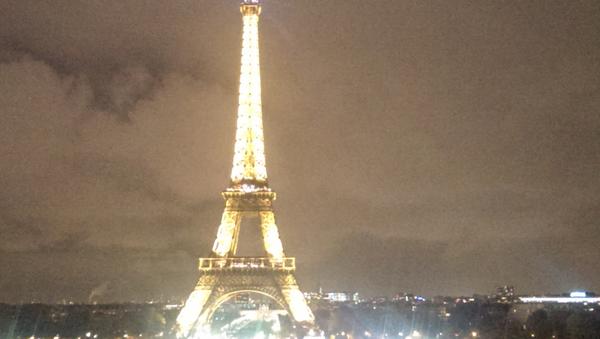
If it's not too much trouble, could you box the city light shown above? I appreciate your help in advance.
[520,296,600,303]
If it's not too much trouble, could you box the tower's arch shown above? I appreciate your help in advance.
[176,264,313,338]
[203,289,288,326]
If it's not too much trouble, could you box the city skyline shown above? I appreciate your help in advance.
[1,0,599,303]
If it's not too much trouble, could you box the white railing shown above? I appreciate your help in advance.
[198,257,295,271]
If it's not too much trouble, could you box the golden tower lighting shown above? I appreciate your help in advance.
[175,1,315,337]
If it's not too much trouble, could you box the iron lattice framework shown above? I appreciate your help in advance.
[175,1,315,337]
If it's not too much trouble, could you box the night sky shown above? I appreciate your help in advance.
[0,0,599,303]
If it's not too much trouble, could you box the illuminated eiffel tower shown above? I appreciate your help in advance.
[175,0,315,337]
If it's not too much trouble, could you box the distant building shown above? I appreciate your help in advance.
[520,291,600,304]
[496,285,515,297]
[303,292,322,301]
[303,290,360,303]
[392,293,426,303]
[324,292,360,303]
[494,285,516,303]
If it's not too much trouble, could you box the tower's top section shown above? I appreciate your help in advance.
[240,0,261,16]
[229,0,268,193]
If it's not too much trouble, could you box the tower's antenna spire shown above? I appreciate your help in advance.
[230,0,267,192]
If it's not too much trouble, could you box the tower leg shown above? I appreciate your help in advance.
[211,210,241,257]
[175,275,217,338]
[259,211,285,259]
[279,274,315,324]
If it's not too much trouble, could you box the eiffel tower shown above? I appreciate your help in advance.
[175,0,315,337]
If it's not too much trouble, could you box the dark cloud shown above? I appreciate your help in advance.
[0,0,599,302]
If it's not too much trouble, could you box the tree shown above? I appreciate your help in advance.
[526,309,552,339]
[566,311,600,339]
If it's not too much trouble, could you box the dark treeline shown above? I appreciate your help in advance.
[312,300,600,338]
[0,303,178,338]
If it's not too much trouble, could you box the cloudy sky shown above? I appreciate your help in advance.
[0,0,599,302]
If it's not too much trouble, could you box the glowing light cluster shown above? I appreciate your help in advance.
[259,211,284,259]
[283,288,316,323]
[211,210,239,257]
[230,9,268,188]
[176,289,213,338]
[520,296,600,303]
[177,3,316,337]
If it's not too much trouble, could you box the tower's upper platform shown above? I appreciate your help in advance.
[241,0,261,16]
